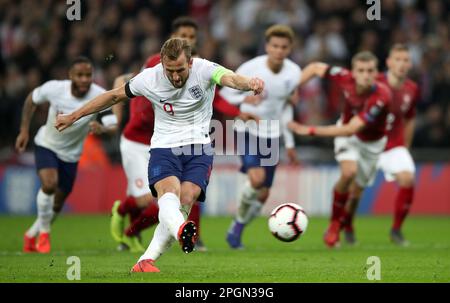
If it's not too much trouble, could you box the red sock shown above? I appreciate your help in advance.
[118,196,138,216]
[340,209,354,232]
[392,187,414,230]
[129,207,143,223]
[125,202,159,237]
[188,203,201,237]
[331,190,349,222]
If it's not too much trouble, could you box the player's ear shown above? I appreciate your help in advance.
[188,58,193,67]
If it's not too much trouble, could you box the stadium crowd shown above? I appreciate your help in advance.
[0,0,449,160]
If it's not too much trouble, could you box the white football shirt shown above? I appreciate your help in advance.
[127,58,225,148]
[220,55,301,140]
[32,80,112,162]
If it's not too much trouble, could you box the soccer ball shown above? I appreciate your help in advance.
[268,203,308,242]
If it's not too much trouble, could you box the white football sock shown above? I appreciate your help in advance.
[25,218,40,238]
[158,192,185,239]
[139,222,174,262]
[236,181,263,224]
[37,189,55,233]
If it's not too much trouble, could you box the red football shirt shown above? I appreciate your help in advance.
[376,73,419,150]
[326,67,392,141]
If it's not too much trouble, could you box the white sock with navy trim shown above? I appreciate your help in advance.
[157,192,185,239]
[25,218,40,238]
[139,222,174,262]
[37,189,55,233]
[236,181,263,224]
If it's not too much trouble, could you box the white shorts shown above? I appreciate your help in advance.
[334,135,387,187]
[377,146,416,182]
[120,135,151,197]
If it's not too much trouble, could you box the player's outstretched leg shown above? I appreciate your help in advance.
[157,192,198,253]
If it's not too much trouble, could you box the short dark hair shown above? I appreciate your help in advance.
[69,56,92,68]
[160,38,192,62]
[351,51,378,67]
[171,16,198,33]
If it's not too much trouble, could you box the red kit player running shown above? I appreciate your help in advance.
[110,17,256,252]
[291,51,392,248]
[342,44,420,246]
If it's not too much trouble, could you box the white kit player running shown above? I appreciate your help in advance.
[16,57,118,253]
[55,38,264,272]
[220,24,301,249]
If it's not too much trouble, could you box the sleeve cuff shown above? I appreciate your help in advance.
[125,82,136,99]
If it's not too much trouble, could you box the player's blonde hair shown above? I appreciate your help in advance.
[351,51,379,67]
[160,38,192,62]
[265,24,295,43]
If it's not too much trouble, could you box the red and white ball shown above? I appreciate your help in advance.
[268,203,308,242]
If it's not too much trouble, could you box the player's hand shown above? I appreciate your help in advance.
[288,121,309,135]
[89,121,106,135]
[55,113,76,132]
[286,147,300,165]
[243,95,263,105]
[248,77,264,95]
[15,131,29,153]
[237,112,260,122]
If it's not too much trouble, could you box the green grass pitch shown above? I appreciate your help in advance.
[0,215,449,282]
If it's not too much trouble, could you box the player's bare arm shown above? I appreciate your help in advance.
[220,72,264,95]
[404,117,416,149]
[55,85,128,132]
[288,115,366,137]
[15,92,38,153]
[299,62,329,86]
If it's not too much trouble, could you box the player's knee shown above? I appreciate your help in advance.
[249,173,265,189]
[341,169,357,183]
[397,172,414,188]
[180,192,196,206]
[41,180,58,194]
